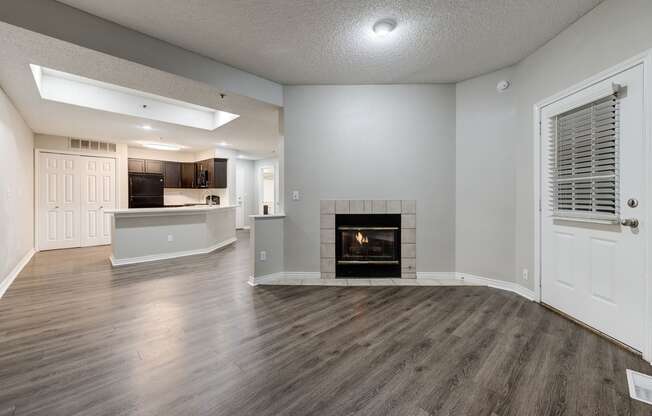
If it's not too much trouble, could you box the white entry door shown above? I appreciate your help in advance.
[540,64,646,351]
[81,156,116,246]
[38,152,81,250]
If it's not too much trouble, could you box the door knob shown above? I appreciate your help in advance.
[621,218,639,228]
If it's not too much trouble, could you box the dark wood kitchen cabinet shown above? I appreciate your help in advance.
[212,158,227,188]
[180,163,196,188]
[128,158,145,173]
[129,158,164,174]
[197,158,227,188]
[164,161,181,188]
[144,159,164,174]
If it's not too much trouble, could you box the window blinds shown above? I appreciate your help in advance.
[549,93,620,222]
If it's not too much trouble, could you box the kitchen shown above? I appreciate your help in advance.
[33,133,278,267]
[108,151,237,266]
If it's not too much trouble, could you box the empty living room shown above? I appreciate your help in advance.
[2,0,652,415]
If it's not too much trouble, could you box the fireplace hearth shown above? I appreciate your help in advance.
[336,214,401,278]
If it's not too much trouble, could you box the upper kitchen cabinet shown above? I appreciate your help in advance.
[127,158,145,173]
[180,162,196,188]
[128,158,164,174]
[164,161,181,188]
[145,159,164,174]
[213,158,227,189]
[197,158,227,189]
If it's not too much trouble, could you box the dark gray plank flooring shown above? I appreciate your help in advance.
[0,231,650,416]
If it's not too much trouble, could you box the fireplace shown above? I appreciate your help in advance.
[335,214,401,278]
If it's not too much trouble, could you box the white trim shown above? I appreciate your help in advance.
[458,273,537,301]
[286,272,321,279]
[247,271,320,286]
[34,148,122,252]
[248,272,284,286]
[0,248,35,298]
[110,237,236,266]
[533,49,652,364]
[249,270,536,301]
[416,272,457,280]
[417,272,537,301]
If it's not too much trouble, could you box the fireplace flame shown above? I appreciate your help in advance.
[355,231,368,245]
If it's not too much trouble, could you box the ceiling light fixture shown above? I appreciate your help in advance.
[142,124,152,130]
[373,18,397,36]
[219,141,231,146]
[142,142,182,151]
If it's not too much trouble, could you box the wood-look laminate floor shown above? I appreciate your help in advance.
[1,231,651,416]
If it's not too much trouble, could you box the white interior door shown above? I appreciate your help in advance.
[540,64,646,351]
[81,156,116,247]
[38,152,81,250]
[235,162,246,228]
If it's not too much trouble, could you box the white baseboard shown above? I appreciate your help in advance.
[248,272,284,286]
[110,237,237,266]
[417,271,536,301]
[249,271,320,286]
[0,248,35,298]
[249,270,536,302]
[284,272,321,280]
[458,273,536,301]
[416,272,457,280]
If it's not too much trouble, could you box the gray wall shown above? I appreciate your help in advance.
[251,217,285,278]
[284,84,456,273]
[455,66,517,281]
[511,0,652,290]
[0,87,34,287]
[236,159,257,228]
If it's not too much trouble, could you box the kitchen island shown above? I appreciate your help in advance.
[107,205,236,266]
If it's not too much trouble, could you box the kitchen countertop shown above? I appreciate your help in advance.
[107,204,237,217]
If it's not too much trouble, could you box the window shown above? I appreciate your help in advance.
[549,93,619,222]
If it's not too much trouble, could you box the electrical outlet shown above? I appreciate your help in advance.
[292,190,300,201]
[167,234,174,242]
[522,268,529,280]
[260,251,267,261]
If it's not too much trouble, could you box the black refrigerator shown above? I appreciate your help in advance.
[129,173,164,208]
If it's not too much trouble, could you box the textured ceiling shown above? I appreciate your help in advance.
[56,0,602,84]
[0,22,280,155]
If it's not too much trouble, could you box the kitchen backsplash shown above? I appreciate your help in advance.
[164,188,227,206]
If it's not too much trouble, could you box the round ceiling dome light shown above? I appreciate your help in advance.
[373,18,397,36]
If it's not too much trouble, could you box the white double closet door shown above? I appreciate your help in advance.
[39,152,116,250]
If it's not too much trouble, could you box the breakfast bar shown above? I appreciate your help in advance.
[107,205,236,266]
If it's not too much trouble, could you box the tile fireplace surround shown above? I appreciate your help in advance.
[320,200,416,279]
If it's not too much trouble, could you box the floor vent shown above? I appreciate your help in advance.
[627,369,652,405]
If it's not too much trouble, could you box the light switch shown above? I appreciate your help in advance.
[260,251,267,261]
[292,190,300,201]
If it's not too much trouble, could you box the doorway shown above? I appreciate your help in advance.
[538,62,648,354]
[259,166,275,215]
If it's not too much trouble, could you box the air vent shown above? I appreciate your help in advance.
[627,369,652,405]
[68,138,117,153]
